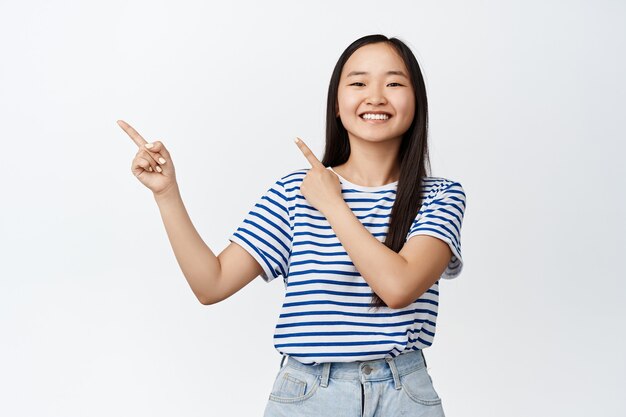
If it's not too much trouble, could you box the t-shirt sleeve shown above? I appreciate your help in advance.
[405,180,466,279]
[228,177,293,284]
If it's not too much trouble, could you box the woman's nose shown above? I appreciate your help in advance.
[366,96,387,106]
[366,88,387,105]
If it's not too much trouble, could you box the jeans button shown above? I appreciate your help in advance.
[362,365,372,375]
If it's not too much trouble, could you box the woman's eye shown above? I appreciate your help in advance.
[349,82,366,86]
[388,82,402,87]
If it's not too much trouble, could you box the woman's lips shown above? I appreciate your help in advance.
[359,115,392,124]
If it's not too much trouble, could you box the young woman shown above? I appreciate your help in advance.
[119,34,466,417]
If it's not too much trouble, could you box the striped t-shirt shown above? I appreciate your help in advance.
[229,166,466,365]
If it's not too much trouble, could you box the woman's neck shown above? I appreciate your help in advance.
[331,160,400,187]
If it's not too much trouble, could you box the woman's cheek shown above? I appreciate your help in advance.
[397,96,415,122]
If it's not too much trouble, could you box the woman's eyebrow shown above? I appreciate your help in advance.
[346,70,408,78]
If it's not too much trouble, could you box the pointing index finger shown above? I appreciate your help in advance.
[295,137,324,169]
[117,120,148,148]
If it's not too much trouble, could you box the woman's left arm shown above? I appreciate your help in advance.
[324,204,451,309]
[294,136,451,310]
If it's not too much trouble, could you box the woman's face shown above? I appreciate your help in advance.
[336,42,415,145]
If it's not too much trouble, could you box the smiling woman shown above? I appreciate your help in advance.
[120,33,464,417]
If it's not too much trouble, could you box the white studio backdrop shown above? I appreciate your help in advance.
[1,1,624,416]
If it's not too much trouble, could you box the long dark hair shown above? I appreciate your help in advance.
[321,34,431,310]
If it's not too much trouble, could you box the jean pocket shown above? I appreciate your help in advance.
[268,365,321,404]
[399,365,443,406]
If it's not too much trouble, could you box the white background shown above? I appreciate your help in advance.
[1,1,624,416]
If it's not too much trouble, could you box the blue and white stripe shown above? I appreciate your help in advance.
[229,168,466,365]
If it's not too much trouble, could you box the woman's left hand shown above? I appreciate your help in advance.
[294,137,344,216]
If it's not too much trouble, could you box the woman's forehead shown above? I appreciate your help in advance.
[342,43,406,76]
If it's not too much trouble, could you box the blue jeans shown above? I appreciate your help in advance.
[263,349,446,417]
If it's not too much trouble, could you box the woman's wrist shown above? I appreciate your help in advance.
[153,183,181,204]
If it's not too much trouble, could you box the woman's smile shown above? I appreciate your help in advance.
[359,113,393,124]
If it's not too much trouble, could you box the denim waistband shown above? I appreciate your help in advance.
[280,349,428,387]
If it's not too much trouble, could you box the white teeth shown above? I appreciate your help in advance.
[361,113,390,120]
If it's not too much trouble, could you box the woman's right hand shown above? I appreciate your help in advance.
[117,119,178,196]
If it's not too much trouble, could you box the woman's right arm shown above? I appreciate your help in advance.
[118,119,263,305]
[154,186,264,305]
